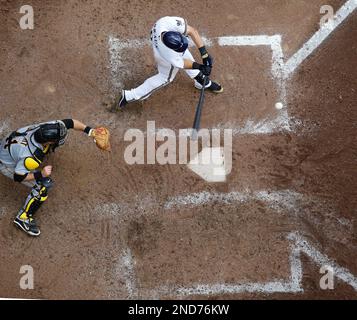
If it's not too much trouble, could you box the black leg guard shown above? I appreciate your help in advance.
[14,178,53,236]
[19,178,53,217]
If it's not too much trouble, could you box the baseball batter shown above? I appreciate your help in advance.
[0,119,109,236]
[115,16,223,109]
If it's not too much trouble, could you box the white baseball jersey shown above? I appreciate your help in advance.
[124,16,201,102]
[151,16,188,69]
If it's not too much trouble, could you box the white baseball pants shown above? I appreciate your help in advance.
[124,48,201,102]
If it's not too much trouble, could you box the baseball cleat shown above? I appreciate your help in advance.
[194,79,211,90]
[118,90,128,109]
[207,81,224,93]
[14,213,41,237]
[108,91,128,113]
[194,80,223,93]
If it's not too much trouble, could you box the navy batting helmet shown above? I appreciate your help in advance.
[162,31,188,53]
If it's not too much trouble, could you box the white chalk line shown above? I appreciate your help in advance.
[96,189,304,215]
[284,0,357,78]
[214,114,292,135]
[118,248,138,299]
[140,113,293,138]
[148,232,357,297]
[119,231,357,297]
[163,189,302,210]
[288,232,357,292]
[97,189,353,230]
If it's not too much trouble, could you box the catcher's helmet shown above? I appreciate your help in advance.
[34,122,67,146]
[162,31,188,52]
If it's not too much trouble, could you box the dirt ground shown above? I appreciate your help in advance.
[0,0,356,299]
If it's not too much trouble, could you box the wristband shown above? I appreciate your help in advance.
[199,46,208,58]
[84,126,92,136]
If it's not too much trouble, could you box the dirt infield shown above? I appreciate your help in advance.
[0,0,356,299]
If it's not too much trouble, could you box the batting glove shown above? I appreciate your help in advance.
[192,62,212,76]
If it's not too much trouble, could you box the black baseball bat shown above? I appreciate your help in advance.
[191,76,208,140]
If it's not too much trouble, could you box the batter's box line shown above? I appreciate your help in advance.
[108,34,291,134]
[120,232,357,298]
[108,34,285,87]
[283,0,357,78]
[108,189,355,298]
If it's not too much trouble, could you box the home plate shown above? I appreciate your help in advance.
[187,147,228,182]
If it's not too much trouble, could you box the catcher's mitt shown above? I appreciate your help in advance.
[90,127,111,152]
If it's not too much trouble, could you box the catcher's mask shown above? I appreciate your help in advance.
[34,122,68,146]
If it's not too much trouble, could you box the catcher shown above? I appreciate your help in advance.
[114,16,223,110]
[0,119,110,237]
